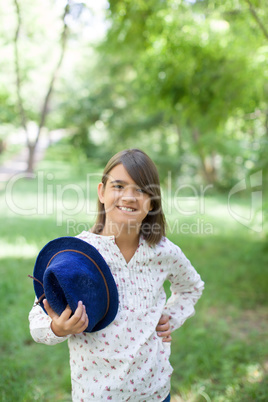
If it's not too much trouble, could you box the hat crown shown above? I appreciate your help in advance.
[43,249,109,330]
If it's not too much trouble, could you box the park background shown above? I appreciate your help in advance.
[0,0,268,401]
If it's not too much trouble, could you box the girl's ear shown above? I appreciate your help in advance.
[97,182,105,204]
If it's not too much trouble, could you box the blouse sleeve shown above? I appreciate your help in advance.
[28,299,71,345]
[163,245,204,332]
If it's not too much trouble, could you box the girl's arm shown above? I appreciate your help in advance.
[163,249,204,332]
[29,299,70,345]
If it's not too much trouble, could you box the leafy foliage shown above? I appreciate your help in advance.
[0,0,268,186]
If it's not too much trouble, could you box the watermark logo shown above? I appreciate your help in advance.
[4,169,263,235]
[228,170,263,233]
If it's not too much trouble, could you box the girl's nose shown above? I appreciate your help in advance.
[121,187,136,201]
[121,194,136,201]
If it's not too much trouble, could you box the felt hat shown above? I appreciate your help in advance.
[31,236,119,332]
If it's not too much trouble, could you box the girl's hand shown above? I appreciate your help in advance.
[156,314,172,342]
[43,299,89,337]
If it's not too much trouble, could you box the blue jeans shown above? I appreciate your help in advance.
[162,394,171,402]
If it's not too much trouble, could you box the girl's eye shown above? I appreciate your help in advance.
[113,184,124,189]
[136,188,146,194]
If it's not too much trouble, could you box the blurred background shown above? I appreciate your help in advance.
[0,0,267,401]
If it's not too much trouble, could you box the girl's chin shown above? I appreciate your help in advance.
[115,218,141,226]
[105,218,142,230]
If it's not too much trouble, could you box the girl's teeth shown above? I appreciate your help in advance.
[119,207,134,212]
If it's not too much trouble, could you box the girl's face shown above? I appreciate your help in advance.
[98,164,152,232]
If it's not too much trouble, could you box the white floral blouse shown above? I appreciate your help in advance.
[29,232,204,401]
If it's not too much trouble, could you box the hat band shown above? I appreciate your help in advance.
[46,249,110,321]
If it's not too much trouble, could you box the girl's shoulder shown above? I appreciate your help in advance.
[153,236,183,257]
[154,237,194,272]
[76,230,95,242]
[75,231,113,245]
[156,235,179,248]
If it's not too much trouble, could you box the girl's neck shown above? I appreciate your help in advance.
[101,221,141,251]
[115,235,140,263]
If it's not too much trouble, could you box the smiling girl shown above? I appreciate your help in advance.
[29,149,204,401]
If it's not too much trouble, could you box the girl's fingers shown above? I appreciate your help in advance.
[43,299,58,319]
[157,314,169,326]
[156,315,170,332]
[157,328,171,337]
[43,300,72,321]
[157,327,172,342]
[162,335,172,343]
[69,302,88,329]
[69,301,84,323]
[156,314,171,342]
[46,300,88,335]
[157,322,170,332]
[77,309,89,333]
[80,305,89,329]
[60,304,73,321]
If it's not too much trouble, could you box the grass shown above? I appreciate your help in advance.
[168,235,268,401]
[0,143,267,401]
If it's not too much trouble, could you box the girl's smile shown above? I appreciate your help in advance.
[117,206,136,212]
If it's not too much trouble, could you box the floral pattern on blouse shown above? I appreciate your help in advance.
[29,232,204,401]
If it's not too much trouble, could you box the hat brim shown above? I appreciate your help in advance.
[32,236,119,332]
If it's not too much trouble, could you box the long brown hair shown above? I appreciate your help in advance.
[92,149,166,245]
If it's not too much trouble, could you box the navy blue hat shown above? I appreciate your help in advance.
[31,236,119,332]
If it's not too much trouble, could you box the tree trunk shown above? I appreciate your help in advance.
[265,109,268,137]
[175,124,183,175]
[27,143,36,174]
[192,128,217,184]
[245,0,268,41]
[13,0,69,174]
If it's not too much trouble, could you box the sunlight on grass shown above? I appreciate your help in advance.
[246,363,264,384]
[0,240,38,258]
[164,194,264,239]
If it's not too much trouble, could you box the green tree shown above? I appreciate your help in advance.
[62,0,267,187]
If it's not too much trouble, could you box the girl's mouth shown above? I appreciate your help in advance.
[117,206,136,212]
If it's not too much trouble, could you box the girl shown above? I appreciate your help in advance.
[29,149,204,402]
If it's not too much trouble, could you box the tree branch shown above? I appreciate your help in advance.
[245,0,268,41]
[35,3,70,146]
[13,0,29,140]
